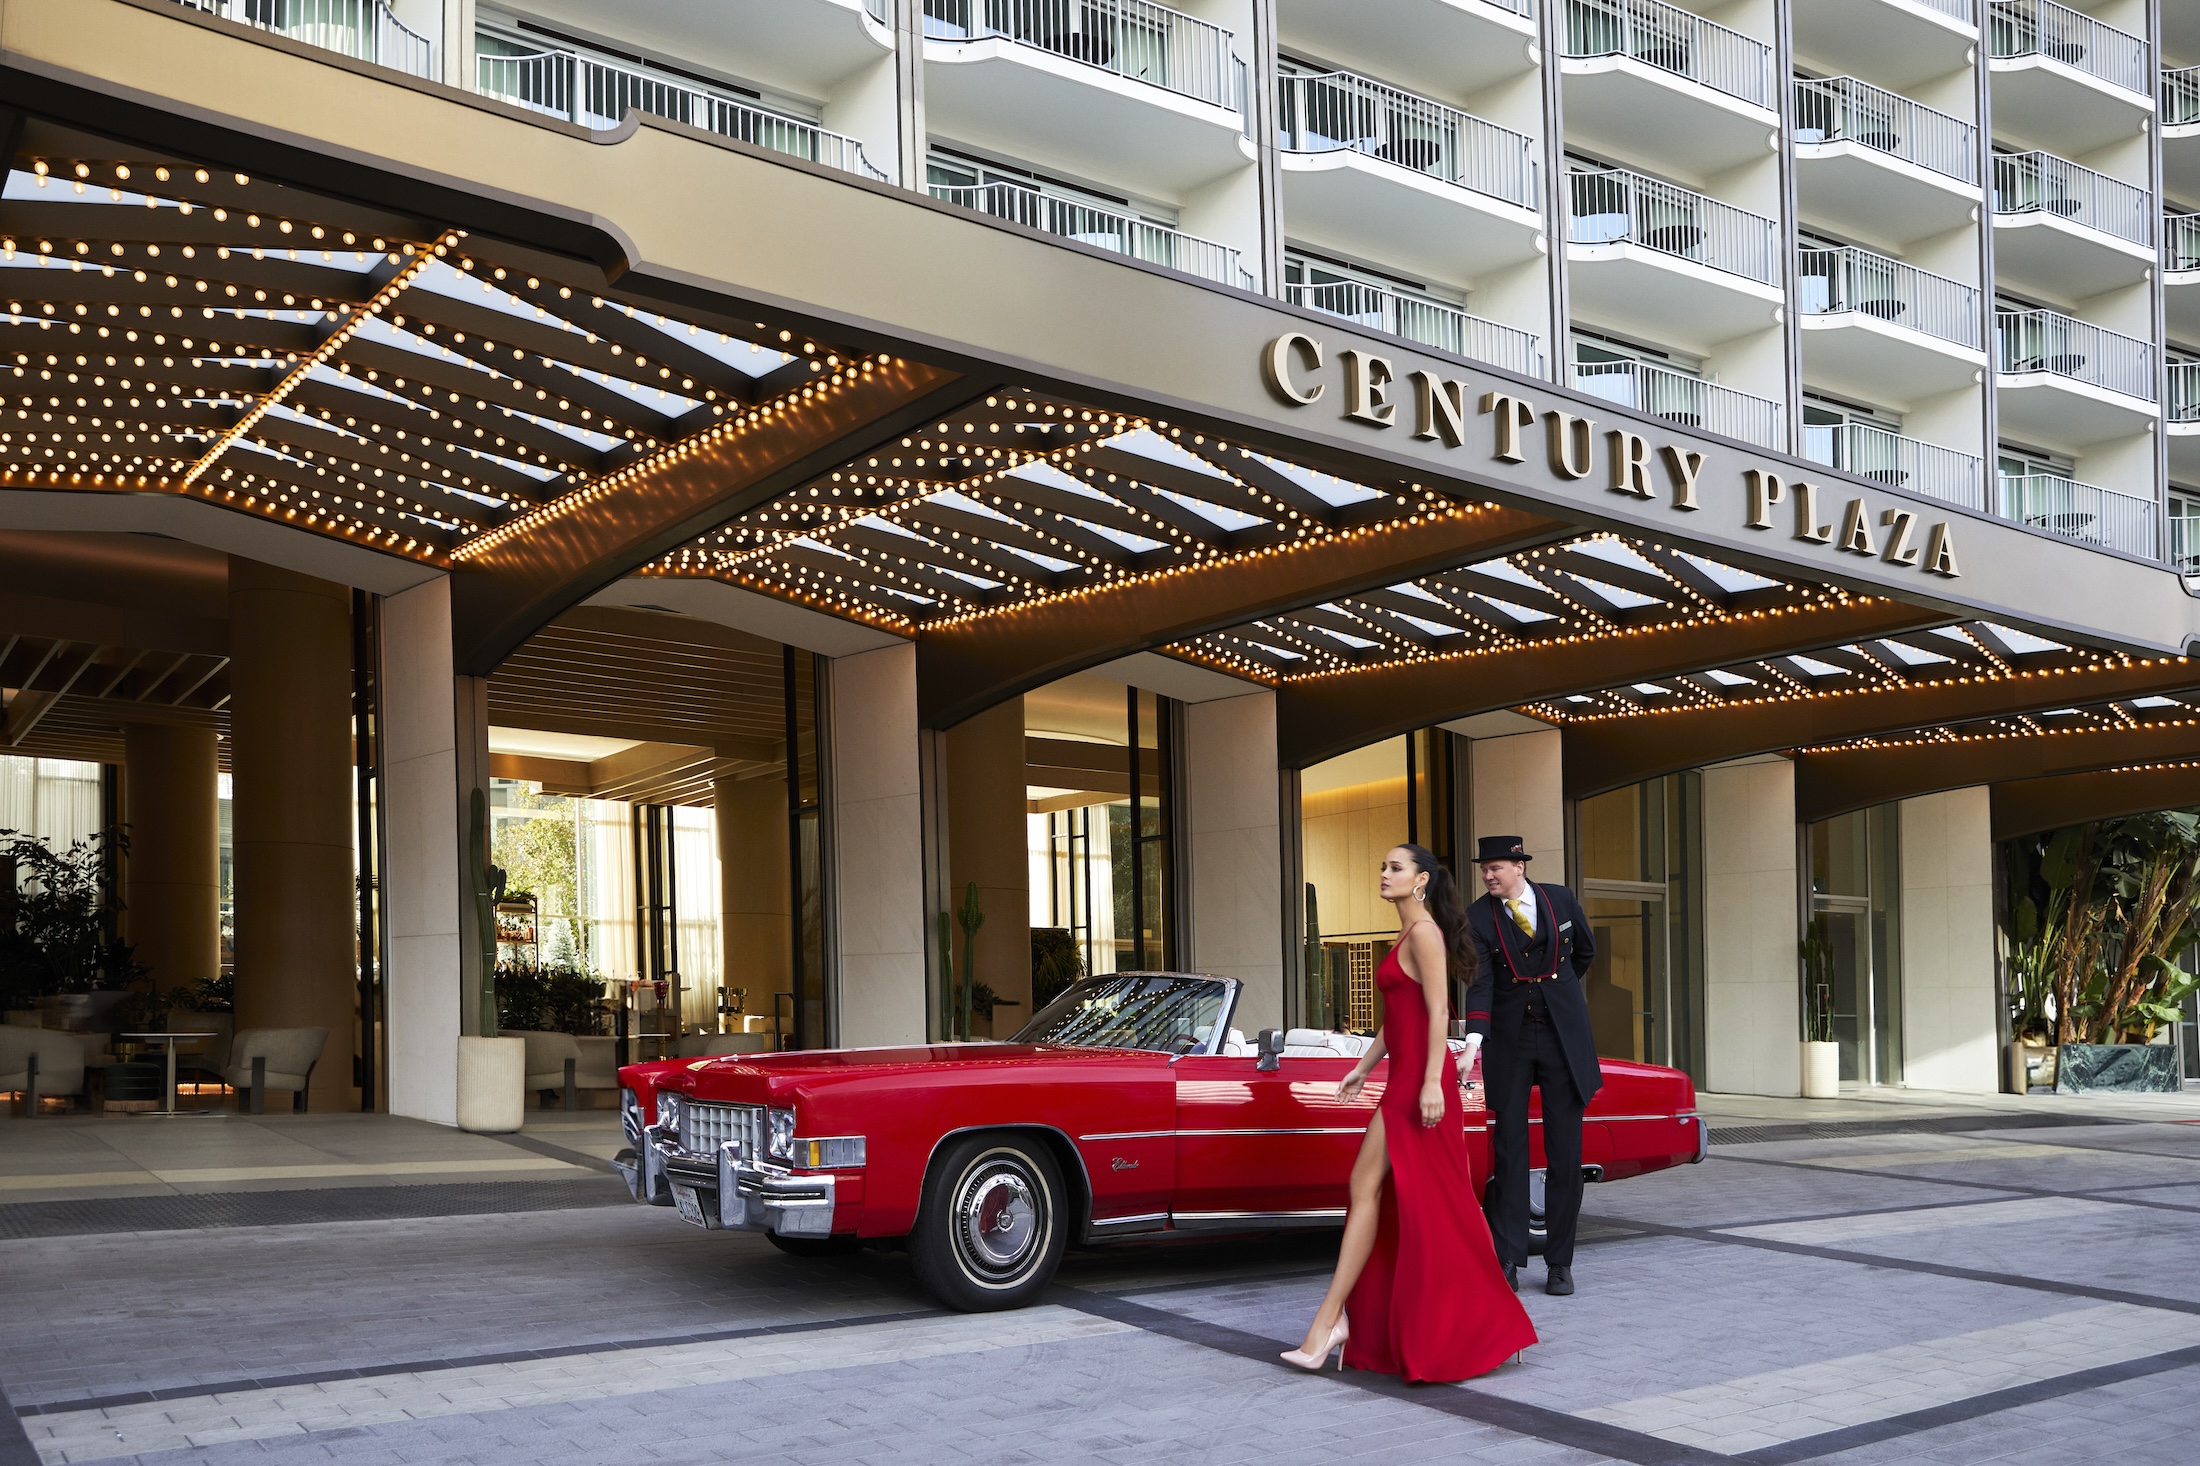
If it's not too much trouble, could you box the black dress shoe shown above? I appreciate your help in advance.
[1503,1263,1518,1292]
[1545,1265,1574,1296]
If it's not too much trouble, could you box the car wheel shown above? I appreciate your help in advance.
[911,1133,1067,1312]
[767,1232,862,1259]
[1528,1166,1547,1256]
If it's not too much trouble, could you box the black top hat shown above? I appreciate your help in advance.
[1474,835,1531,863]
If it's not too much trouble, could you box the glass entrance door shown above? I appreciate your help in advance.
[1809,807,1902,1086]
[1574,774,1704,1081]
[1581,880,1668,1064]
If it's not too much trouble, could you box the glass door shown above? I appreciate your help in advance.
[1575,774,1704,1081]
[1809,807,1902,1085]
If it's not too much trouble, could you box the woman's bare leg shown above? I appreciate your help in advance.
[1298,1111,1390,1355]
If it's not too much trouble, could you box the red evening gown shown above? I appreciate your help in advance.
[1343,940,1539,1382]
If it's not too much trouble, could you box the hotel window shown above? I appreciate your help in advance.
[1572,776,1705,1083]
[1801,392,1903,483]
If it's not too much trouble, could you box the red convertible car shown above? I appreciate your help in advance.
[613,972,1706,1311]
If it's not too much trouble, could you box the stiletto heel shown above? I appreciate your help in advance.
[1281,1319,1350,1372]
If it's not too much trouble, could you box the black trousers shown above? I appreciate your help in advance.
[1485,1007,1587,1269]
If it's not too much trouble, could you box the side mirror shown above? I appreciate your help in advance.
[1255,1028,1286,1072]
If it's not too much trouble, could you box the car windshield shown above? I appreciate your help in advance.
[1010,974,1232,1054]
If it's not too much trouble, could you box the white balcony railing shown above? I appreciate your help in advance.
[1561,0,1773,110]
[2173,512,2200,573]
[1792,76,1977,183]
[2171,361,2200,422]
[1277,71,1539,209]
[1915,0,1976,20]
[477,36,887,179]
[1997,309,2155,401]
[178,0,434,78]
[2000,473,2158,558]
[1988,0,2149,98]
[1483,0,1537,15]
[1286,281,1543,377]
[1992,151,2152,247]
[1567,168,1780,284]
[1797,246,1982,350]
[1574,358,1782,448]
[931,180,1247,285]
[923,0,1241,111]
[2169,213,2200,272]
[2168,66,2200,126]
[1802,423,1986,512]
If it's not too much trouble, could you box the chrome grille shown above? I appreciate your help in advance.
[681,1101,763,1160]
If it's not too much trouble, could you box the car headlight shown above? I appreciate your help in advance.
[767,1107,796,1161]
[656,1093,682,1136]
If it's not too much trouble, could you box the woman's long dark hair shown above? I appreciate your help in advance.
[1395,843,1478,990]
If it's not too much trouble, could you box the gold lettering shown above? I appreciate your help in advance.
[1745,469,1784,529]
[1879,508,1919,566]
[1662,445,1704,512]
[1924,522,1960,578]
[1608,430,1652,497]
[1793,481,1832,544]
[1411,370,1468,447]
[1478,391,1537,463]
[1340,349,1396,426]
[1262,332,1323,405]
[1546,410,1593,480]
[1836,497,1877,556]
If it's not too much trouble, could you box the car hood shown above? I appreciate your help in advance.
[651,1041,1166,1104]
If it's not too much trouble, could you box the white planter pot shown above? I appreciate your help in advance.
[1800,1040,1840,1099]
[456,1035,525,1133]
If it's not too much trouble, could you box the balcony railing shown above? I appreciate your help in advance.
[1997,309,2155,401]
[477,37,887,179]
[923,0,1240,111]
[1574,358,1782,448]
[1802,423,1985,512]
[1792,76,1977,184]
[2169,214,2200,272]
[1992,151,2152,247]
[2168,66,2200,126]
[2171,361,2200,422]
[1914,0,1976,21]
[1481,0,1537,16]
[1567,169,1780,284]
[932,180,1246,285]
[1988,0,2149,98]
[1797,246,1982,350]
[178,0,434,78]
[1277,72,1539,209]
[1999,473,2158,558]
[1561,0,1773,110]
[1286,281,1543,377]
[2173,512,2200,573]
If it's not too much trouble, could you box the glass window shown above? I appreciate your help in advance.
[1011,973,1228,1053]
[1576,775,1704,1081]
[1298,738,1410,1032]
[1807,805,1902,1085]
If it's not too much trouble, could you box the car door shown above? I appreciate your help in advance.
[1170,1051,1377,1226]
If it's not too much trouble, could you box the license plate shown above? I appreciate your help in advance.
[672,1184,709,1228]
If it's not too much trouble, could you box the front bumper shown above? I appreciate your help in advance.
[651,1135,838,1238]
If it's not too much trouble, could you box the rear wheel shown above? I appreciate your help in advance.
[767,1232,862,1259]
[910,1133,1067,1311]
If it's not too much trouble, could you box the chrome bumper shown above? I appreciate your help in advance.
[1690,1114,1710,1164]
[656,1138,837,1238]
[612,1094,674,1206]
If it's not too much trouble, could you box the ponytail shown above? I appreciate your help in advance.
[1397,843,1477,990]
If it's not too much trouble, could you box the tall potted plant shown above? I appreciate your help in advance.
[0,827,142,1030]
[1798,917,1839,1099]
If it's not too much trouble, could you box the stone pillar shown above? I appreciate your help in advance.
[945,699,1031,1036]
[227,558,355,1112]
[121,723,220,995]
[1899,786,1998,1093]
[832,645,926,1047]
[716,772,792,1026]
[1702,755,1802,1097]
[1469,729,1565,871]
[1185,692,1283,1032]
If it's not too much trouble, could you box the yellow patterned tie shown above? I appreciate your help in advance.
[1507,897,1534,937]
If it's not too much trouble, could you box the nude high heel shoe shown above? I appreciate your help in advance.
[1281,1319,1349,1372]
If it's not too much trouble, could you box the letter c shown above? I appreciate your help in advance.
[1263,332,1324,406]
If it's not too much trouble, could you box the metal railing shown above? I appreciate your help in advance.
[1797,246,1982,349]
[1277,71,1538,209]
[923,0,1240,110]
[2171,361,2200,422]
[477,38,886,179]
[1792,76,1976,183]
[1573,358,1782,448]
[1997,309,2155,401]
[1801,423,1985,511]
[1999,473,2158,558]
[1560,0,1773,109]
[2169,213,2200,272]
[1286,281,1543,376]
[1988,0,2149,97]
[1484,0,1537,14]
[2173,511,2200,573]
[177,0,434,78]
[1567,168,1780,284]
[1914,0,1976,20]
[1992,151,2152,246]
[931,180,1242,284]
[866,0,890,20]
[2167,66,2200,126]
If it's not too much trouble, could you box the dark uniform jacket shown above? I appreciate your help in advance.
[1460,882,1604,1105]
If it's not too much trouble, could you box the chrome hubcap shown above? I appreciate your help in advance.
[955,1161,1041,1278]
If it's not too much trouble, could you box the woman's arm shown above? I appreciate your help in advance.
[1405,922,1451,1127]
[1335,1030,1387,1101]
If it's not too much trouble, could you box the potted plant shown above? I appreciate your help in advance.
[0,827,143,1032]
[1798,917,1839,1099]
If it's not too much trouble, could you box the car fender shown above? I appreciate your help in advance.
[907,1122,1094,1242]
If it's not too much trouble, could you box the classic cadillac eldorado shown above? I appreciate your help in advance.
[613,972,1707,1311]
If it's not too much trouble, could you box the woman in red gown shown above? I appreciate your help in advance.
[1284,843,1538,1381]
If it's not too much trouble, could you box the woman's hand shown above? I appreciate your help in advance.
[1336,1070,1366,1103]
[1418,1080,1445,1128]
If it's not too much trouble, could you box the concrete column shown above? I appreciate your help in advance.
[121,723,220,995]
[716,772,792,1024]
[832,644,926,1047]
[1899,787,1998,1093]
[1702,756,1802,1097]
[1469,729,1565,870]
[945,698,1030,1035]
[1185,692,1283,1032]
[227,558,355,1112]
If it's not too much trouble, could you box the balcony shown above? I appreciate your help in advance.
[1988,1,2153,154]
[1276,71,1542,284]
[923,0,1252,196]
[1793,77,1979,247]
[1797,246,1985,403]
[1802,422,1986,512]
[931,180,1247,285]
[1286,280,1543,377]
[2170,214,2200,340]
[505,0,894,98]
[1565,169,1783,350]
[2167,67,2200,202]
[476,35,886,178]
[1574,358,1782,448]
[1991,151,2154,299]
[2171,361,2200,487]
[1273,0,1538,104]
[178,0,434,78]
[1791,0,1976,93]
[1559,0,1778,176]
[1998,473,2157,559]
[1996,309,2158,450]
